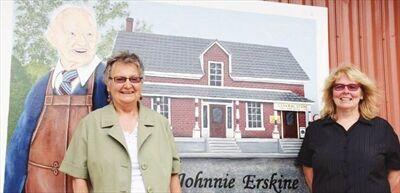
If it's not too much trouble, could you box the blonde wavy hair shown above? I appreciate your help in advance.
[320,65,379,120]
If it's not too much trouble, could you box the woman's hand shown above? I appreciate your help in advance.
[389,170,400,193]
[72,178,89,193]
[170,173,181,193]
[303,166,313,192]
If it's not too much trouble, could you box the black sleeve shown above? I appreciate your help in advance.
[297,123,315,167]
[385,121,400,170]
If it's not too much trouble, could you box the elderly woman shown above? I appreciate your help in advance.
[297,65,400,193]
[60,52,181,193]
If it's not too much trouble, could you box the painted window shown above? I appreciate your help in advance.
[227,107,232,129]
[247,102,262,128]
[152,96,170,119]
[203,105,208,128]
[212,107,223,123]
[209,62,222,86]
[286,112,295,126]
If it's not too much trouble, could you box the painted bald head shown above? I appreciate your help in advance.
[46,6,99,70]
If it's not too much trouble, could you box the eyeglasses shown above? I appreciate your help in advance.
[109,76,143,84]
[333,83,361,91]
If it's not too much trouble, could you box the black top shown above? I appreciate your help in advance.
[297,116,400,193]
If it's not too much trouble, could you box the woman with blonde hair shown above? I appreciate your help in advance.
[297,65,400,193]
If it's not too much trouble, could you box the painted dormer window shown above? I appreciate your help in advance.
[209,61,223,86]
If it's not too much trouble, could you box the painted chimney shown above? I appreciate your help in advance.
[126,17,134,32]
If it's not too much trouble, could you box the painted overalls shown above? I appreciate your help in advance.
[25,71,94,193]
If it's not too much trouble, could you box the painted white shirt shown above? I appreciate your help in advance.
[123,125,146,193]
[52,56,101,91]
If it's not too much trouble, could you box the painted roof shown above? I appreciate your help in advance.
[114,32,309,81]
[142,83,312,103]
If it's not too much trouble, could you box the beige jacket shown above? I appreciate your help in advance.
[60,103,180,193]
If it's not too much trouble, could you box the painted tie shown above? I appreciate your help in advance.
[57,70,78,95]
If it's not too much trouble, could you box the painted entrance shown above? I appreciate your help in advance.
[209,104,226,138]
[283,111,298,138]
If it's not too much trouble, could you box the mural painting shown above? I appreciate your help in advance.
[2,1,328,192]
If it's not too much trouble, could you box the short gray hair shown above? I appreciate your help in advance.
[103,51,144,84]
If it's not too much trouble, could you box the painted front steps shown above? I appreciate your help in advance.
[279,138,303,154]
[207,138,241,153]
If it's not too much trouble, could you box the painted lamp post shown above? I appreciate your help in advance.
[270,111,281,139]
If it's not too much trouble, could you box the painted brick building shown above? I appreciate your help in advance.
[113,31,313,140]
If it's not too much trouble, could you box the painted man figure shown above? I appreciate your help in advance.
[5,5,108,193]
